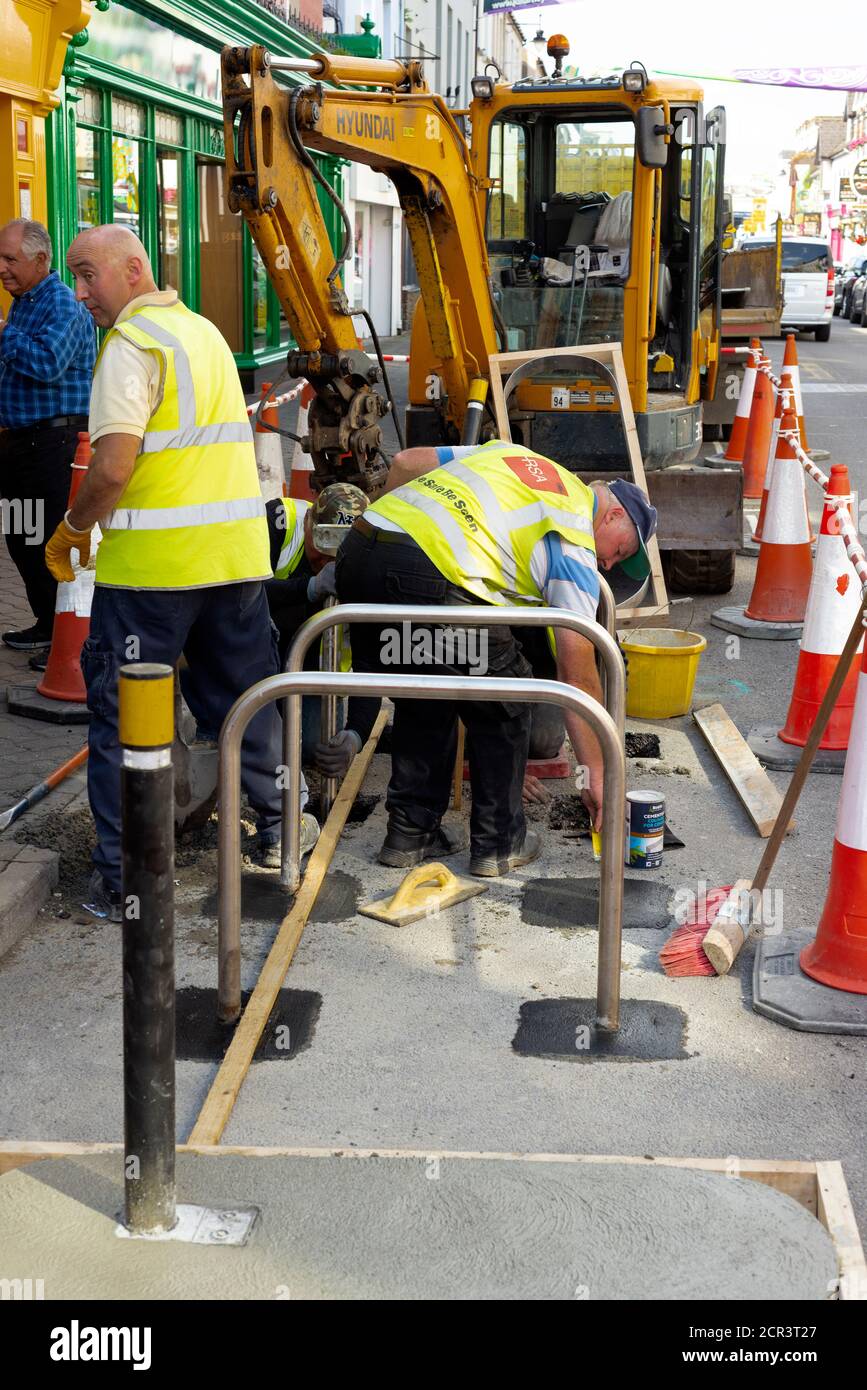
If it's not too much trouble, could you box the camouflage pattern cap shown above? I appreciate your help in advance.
[311,483,368,527]
[311,482,369,555]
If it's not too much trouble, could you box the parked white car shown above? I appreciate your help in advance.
[741,235,834,341]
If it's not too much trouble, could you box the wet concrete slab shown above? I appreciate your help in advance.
[0,1151,837,1301]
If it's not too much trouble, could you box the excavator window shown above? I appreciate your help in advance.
[486,110,635,353]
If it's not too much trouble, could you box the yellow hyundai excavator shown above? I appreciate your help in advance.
[221,39,741,592]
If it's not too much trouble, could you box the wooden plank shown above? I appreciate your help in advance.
[186,707,389,1147]
[453,720,465,811]
[694,702,795,838]
[816,1160,867,1299]
[486,342,669,626]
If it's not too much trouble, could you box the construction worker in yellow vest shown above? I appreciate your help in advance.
[337,440,657,876]
[45,225,317,920]
[264,484,380,776]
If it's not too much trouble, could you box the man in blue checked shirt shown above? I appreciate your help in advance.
[0,219,96,652]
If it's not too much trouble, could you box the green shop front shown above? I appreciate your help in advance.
[48,0,348,387]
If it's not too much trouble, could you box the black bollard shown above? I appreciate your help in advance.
[120,662,176,1235]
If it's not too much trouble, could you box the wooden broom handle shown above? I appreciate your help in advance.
[752,599,867,896]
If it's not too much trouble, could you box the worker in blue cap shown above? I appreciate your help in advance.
[337,440,658,877]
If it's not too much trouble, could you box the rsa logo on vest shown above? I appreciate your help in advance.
[503,454,567,496]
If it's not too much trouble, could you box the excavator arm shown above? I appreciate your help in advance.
[221,44,499,491]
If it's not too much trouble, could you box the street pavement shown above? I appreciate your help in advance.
[1,320,866,1251]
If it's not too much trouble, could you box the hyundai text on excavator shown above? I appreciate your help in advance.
[221,37,741,593]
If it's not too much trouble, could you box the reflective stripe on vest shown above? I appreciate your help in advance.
[274,498,309,578]
[94,302,270,589]
[368,445,596,606]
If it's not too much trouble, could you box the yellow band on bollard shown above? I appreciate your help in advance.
[467,378,489,405]
[119,663,175,749]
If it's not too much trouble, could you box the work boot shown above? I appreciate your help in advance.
[2,624,52,651]
[469,829,542,878]
[255,813,320,870]
[82,869,123,924]
[378,820,464,869]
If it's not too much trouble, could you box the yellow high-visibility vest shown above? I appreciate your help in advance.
[368,444,596,605]
[94,301,270,588]
[271,497,351,670]
[274,497,310,578]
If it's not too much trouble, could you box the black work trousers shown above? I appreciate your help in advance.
[0,420,82,632]
[336,525,532,859]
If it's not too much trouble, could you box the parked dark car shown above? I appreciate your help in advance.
[841,255,867,317]
[850,267,867,326]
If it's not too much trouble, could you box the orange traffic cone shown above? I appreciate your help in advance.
[253,382,285,502]
[800,632,867,994]
[36,433,94,704]
[723,338,761,464]
[778,464,863,750]
[741,357,775,499]
[752,380,782,545]
[781,333,809,451]
[289,383,317,501]
[743,392,813,624]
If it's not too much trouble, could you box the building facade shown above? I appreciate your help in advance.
[829,91,867,260]
[1,0,352,386]
[327,6,403,337]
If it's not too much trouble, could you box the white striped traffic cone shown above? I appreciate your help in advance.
[289,383,317,502]
[37,433,95,704]
[781,333,808,452]
[778,464,863,750]
[253,382,285,503]
[741,357,775,499]
[800,631,867,994]
[753,382,783,545]
[723,338,761,464]
[743,391,812,624]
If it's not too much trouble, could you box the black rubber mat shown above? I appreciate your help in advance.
[175,987,322,1062]
[512,997,690,1062]
[521,877,673,931]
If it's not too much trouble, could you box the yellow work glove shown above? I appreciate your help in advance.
[45,511,92,583]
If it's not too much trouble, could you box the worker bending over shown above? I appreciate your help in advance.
[47,225,315,918]
[337,440,656,876]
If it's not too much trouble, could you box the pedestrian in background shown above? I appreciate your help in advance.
[46,223,314,920]
[0,219,95,653]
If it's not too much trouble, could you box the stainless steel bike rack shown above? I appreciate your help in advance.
[218,669,625,1031]
[282,603,625,893]
[305,576,616,830]
[319,596,340,820]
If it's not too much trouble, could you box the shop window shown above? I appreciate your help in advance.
[76,127,101,232]
[157,151,181,293]
[111,95,145,138]
[198,161,243,353]
[112,136,140,237]
[78,86,103,126]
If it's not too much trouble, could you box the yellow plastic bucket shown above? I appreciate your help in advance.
[620,628,707,719]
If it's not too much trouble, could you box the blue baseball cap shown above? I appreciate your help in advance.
[608,479,658,581]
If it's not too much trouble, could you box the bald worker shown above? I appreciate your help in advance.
[45,225,316,920]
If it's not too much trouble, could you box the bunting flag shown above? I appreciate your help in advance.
[659,66,867,91]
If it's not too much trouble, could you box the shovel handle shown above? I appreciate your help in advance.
[387,862,456,914]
